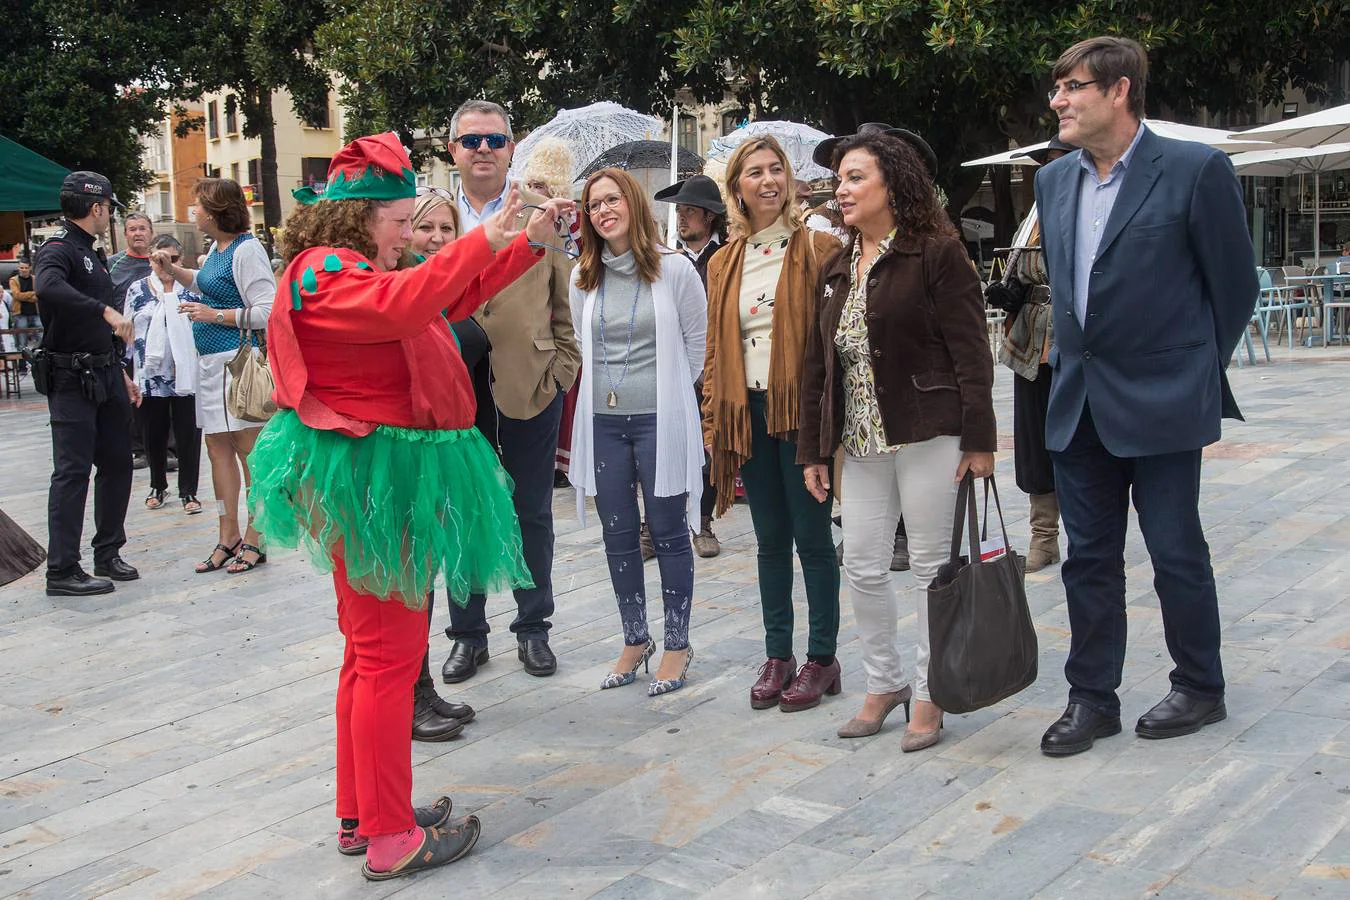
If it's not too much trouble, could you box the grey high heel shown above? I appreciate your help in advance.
[600,639,656,690]
[648,646,693,696]
[837,686,913,738]
[901,708,945,753]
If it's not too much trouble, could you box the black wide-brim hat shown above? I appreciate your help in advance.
[1013,136,1078,165]
[653,174,726,216]
[812,123,939,182]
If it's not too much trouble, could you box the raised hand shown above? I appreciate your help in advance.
[524,198,578,247]
[482,184,525,251]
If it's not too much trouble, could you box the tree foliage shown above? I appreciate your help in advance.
[0,0,199,199]
[316,0,723,163]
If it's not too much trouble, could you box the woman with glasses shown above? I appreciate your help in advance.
[149,178,275,575]
[568,167,706,696]
[702,136,843,714]
[127,234,203,514]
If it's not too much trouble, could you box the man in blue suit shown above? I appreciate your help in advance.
[1034,36,1258,756]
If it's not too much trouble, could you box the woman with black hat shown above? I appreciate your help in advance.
[798,131,996,753]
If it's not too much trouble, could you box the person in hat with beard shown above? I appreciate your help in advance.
[984,136,1077,573]
[655,174,727,557]
[34,171,142,596]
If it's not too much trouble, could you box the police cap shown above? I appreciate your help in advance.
[60,171,124,208]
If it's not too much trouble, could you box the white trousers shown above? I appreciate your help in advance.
[841,435,962,700]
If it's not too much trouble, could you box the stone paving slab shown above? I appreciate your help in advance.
[2,345,1349,898]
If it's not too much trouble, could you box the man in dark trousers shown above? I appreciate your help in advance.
[1034,37,1258,756]
[34,172,143,596]
[655,174,725,557]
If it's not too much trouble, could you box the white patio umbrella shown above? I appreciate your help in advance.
[1229,142,1350,265]
[1228,103,1350,148]
[960,120,1269,168]
[706,121,835,181]
[509,102,663,183]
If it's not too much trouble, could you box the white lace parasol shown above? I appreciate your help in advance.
[510,102,664,184]
[706,120,835,182]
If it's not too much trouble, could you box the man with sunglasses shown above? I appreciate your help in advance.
[441,100,582,683]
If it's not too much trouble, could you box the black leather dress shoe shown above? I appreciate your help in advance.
[1136,690,1226,739]
[46,570,115,597]
[428,695,475,723]
[442,641,489,684]
[1041,702,1122,757]
[92,557,140,581]
[411,683,466,742]
[518,639,557,677]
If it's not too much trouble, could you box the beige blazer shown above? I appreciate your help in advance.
[471,188,581,420]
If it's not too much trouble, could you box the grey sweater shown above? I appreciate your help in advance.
[592,249,658,415]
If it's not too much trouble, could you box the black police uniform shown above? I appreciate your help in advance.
[34,218,134,578]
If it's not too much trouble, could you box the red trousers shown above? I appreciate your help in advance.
[333,558,425,837]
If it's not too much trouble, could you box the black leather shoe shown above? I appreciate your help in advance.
[46,570,115,597]
[1041,702,1122,757]
[518,639,557,677]
[442,641,489,684]
[412,683,466,742]
[1135,691,1226,740]
[92,557,140,581]
[428,695,475,723]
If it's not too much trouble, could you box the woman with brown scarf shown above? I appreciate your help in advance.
[703,136,842,713]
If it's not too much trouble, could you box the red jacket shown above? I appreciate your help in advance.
[268,229,542,436]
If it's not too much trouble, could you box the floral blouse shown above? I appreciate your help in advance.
[129,276,201,398]
[835,230,904,456]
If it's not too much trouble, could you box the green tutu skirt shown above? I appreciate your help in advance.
[248,409,532,609]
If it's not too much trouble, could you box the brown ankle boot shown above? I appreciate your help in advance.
[692,516,720,558]
[1025,491,1061,573]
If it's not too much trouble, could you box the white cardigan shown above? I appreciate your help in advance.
[569,250,707,524]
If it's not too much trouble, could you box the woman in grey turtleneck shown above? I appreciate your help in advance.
[567,168,708,697]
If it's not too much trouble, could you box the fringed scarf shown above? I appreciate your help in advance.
[702,227,840,516]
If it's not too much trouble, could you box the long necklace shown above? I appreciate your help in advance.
[597,270,643,408]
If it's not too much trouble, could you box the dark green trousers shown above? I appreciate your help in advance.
[738,391,840,659]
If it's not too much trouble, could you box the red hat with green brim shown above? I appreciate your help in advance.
[293,132,417,204]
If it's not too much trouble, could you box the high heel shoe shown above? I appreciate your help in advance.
[648,646,693,696]
[901,706,945,753]
[837,685,913,738]
[600,639,656,689]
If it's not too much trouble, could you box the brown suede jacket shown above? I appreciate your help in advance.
[796,231,996,465]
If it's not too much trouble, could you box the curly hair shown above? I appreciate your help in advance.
[522,138,575,199]
[277,199,384,263]
[830,134,956,240]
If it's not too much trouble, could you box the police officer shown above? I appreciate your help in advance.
[34,171,143,596]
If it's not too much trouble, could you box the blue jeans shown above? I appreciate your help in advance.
[592,413,692,650]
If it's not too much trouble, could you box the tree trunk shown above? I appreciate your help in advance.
[254,88,281,255]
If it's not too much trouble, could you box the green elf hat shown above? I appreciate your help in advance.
[293,131,417,204]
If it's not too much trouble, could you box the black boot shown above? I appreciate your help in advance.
[412,650,466,742]
[417,651,475,723]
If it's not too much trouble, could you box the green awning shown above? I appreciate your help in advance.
[0,134,71,213]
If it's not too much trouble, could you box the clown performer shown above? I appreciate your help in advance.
[240,133,574,881]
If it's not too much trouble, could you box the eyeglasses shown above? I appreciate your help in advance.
[168,255,181,263]
[417,185,454,200]
[584,193,624,215]
[521,204,581,259]
[1047,79,1101,102]
[453,133,509,151]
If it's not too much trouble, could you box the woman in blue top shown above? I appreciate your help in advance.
[128,234,203,513]
[150,178,275,574]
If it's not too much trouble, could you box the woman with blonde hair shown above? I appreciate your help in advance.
[703,136,842,713]
[569,167,706,696]
[410,187,461,260]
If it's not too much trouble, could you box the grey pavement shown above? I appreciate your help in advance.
[2,344,1349,899]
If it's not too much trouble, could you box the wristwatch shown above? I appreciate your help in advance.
[214,311,226,324]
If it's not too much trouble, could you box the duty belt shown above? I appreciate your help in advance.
[45,350,120,369]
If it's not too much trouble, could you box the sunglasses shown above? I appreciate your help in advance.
[453,133,509,151]
[521,204,580,259]
[168,254,181,262]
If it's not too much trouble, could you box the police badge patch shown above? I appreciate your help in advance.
[83,257,93,273]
